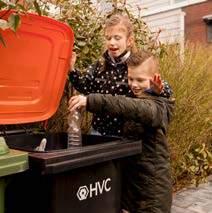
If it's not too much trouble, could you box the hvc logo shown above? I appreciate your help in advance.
[77,178,111,201]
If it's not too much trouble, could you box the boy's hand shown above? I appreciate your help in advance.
[150,73,163,95]
[69,51,77,71]
[68,95,87,112]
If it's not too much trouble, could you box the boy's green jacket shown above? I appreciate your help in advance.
[86,93,175,213]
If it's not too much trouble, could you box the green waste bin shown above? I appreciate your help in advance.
[0,138,28,213]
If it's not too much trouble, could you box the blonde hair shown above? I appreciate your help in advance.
[104,14,137,53]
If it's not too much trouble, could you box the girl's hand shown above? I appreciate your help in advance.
[150,73,163,95]
[68,95,87,112]
[70,51,77,71]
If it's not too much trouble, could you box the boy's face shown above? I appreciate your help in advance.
[104,24,132,58]
[128,59,154,98]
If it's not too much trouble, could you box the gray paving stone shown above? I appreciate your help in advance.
[171,205,197,213]
[172,176,212,213]
[172,196,199,208]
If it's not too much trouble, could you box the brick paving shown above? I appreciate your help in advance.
[172,176,212,213]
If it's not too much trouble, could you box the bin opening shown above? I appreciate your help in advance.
[3,133,121,153]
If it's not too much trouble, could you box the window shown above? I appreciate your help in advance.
[207,24,212,42]
[173,0,206,5]
[174,0,186,3]
[203,15,212,43]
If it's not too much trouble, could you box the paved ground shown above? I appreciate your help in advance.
[172,176,212,213]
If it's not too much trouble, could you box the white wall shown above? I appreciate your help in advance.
[128,0,170,12]
[142,9,185,44]
[128,0,207,15]
[127,0,187,44]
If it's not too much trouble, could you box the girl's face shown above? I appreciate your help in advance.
[104,24,132,58]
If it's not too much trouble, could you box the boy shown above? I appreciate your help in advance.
[69,51,174,213]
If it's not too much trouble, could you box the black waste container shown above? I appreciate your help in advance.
[4,132,141,213]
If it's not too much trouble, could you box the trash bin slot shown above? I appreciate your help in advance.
[4,133,122,152]
[29,140,142,174]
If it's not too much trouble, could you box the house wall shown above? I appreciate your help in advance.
[128,0,207,16]
[127,0,210,45]
[128,0,185,44]
[183,1,212,43]
[129,0,170,12]
[142,9,184,44]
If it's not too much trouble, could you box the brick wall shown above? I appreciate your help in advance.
[183,1,212,44]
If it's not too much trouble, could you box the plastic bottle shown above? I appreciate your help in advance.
[67,109,82,147]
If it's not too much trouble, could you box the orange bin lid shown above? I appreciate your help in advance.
[0,11,74,124]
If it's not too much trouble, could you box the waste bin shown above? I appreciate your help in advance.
[0,138,28,213]
[4,133,141,213]
[0,11,142,213]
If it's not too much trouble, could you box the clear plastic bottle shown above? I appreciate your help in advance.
[67,109,82,147]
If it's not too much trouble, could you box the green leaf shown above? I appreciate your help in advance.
[0,0,7,9]
[189,165,196,172]
[16,3,27,11]
[8,13,21,32]
[82,46,89,54]
[8,4,16,9]
[33,0,42,16]
[0,33,6,47]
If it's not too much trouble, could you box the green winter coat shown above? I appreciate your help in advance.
[86,93,175,213]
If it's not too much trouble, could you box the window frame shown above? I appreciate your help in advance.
[203,15,212,43]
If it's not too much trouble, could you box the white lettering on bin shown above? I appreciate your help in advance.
[77,178,112,201]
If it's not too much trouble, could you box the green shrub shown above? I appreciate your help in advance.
[160,43,212,190]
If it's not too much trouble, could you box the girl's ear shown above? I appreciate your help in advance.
[127,35,134,48]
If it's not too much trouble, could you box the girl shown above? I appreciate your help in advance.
[69,14,172,136]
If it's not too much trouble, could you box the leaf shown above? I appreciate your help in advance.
[195,148,200,152]
[77,41,86,47]
[16,3,27,11]
[33,0,42,16]
[0,18,9,30]
[82,46,89,54]
[0,0,7,9]
[77,35,87,41]
[207,151,212,160]
[202,151,207,159]
[0,32,6,47]
[8,13,21,32]
[189,165,196,172]
[203,165,208,170]
[8,4,16,9]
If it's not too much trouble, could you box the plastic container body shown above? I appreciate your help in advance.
[67,110,82,147]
